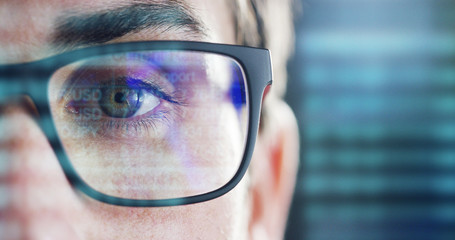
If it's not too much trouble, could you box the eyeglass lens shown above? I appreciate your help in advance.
[47,50,249,200]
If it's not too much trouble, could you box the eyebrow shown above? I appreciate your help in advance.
[51,1,205,49]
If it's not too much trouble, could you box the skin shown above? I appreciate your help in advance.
[0,0,299,239]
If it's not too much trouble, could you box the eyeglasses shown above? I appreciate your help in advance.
[0,41,272,207]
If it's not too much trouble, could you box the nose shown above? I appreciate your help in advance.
[0,100,81,239]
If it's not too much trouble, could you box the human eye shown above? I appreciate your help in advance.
[55,55,185,139]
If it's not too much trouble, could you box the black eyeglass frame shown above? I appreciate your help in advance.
[0,41,272,207]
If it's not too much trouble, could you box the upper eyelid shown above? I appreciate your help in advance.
[57,60,165,101]
[115,78,181,105]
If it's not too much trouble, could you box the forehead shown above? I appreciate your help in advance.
[0,0,234,63]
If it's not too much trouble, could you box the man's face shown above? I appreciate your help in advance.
[0,1,252,239]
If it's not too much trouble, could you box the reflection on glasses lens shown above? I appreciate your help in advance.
[48,51,249,200]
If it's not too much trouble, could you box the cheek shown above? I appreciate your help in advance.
[58,103,244,200]
[79,175,250,240]
[60,102,250,239]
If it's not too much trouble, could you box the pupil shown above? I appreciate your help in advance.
[114,92,125,103]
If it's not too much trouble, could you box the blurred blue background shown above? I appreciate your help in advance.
[284,0,455,239]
